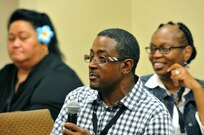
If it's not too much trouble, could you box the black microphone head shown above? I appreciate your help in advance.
[68,101,80,113]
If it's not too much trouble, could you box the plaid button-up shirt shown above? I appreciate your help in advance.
[51,78,174,135]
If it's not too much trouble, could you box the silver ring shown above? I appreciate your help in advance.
[175,70,180,75]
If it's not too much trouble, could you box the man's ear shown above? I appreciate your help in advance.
[121,59,134,74]
[184,45,192,62]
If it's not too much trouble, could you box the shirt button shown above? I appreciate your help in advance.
[188,123,193,127]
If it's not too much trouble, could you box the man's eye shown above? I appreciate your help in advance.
[98,56,107,62]
[98,56,106,60]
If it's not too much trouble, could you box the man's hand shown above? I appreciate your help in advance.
[63,122,91,135]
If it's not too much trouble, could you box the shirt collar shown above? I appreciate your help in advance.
[121,78,148,111]
[144,73,190,96]
[145,74,166,89]
[90,78,146,111]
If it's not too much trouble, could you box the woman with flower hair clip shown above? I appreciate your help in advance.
[0,8,83,120]
[141,21,204,135]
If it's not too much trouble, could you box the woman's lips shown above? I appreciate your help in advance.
[153,62,165,70]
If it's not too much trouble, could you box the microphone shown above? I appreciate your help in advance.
[67,101,80,124]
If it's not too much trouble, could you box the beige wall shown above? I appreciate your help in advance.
[0,0,18,66]
[131,0,204,82]
[1,0,204,85]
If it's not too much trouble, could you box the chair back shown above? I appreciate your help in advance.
[0,109,54,135]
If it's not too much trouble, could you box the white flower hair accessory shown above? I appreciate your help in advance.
[36,25,54,45]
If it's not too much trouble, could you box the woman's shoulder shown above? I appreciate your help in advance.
[0,64,16,77]
[43,54,78,74]
[1,63,16,70]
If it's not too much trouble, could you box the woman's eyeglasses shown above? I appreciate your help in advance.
[145,45,186,54]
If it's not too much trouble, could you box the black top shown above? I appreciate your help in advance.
[0,54,83,120]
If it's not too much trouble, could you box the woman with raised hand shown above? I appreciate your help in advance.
[141,21,204,135]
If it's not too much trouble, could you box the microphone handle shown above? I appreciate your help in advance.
[67,113,78,124]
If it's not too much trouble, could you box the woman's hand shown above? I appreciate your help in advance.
[167,63,199,89]
[168,63,204,125]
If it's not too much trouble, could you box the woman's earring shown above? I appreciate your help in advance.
[183,61,188,67]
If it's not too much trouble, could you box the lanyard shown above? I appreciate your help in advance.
[92,101,127,135]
